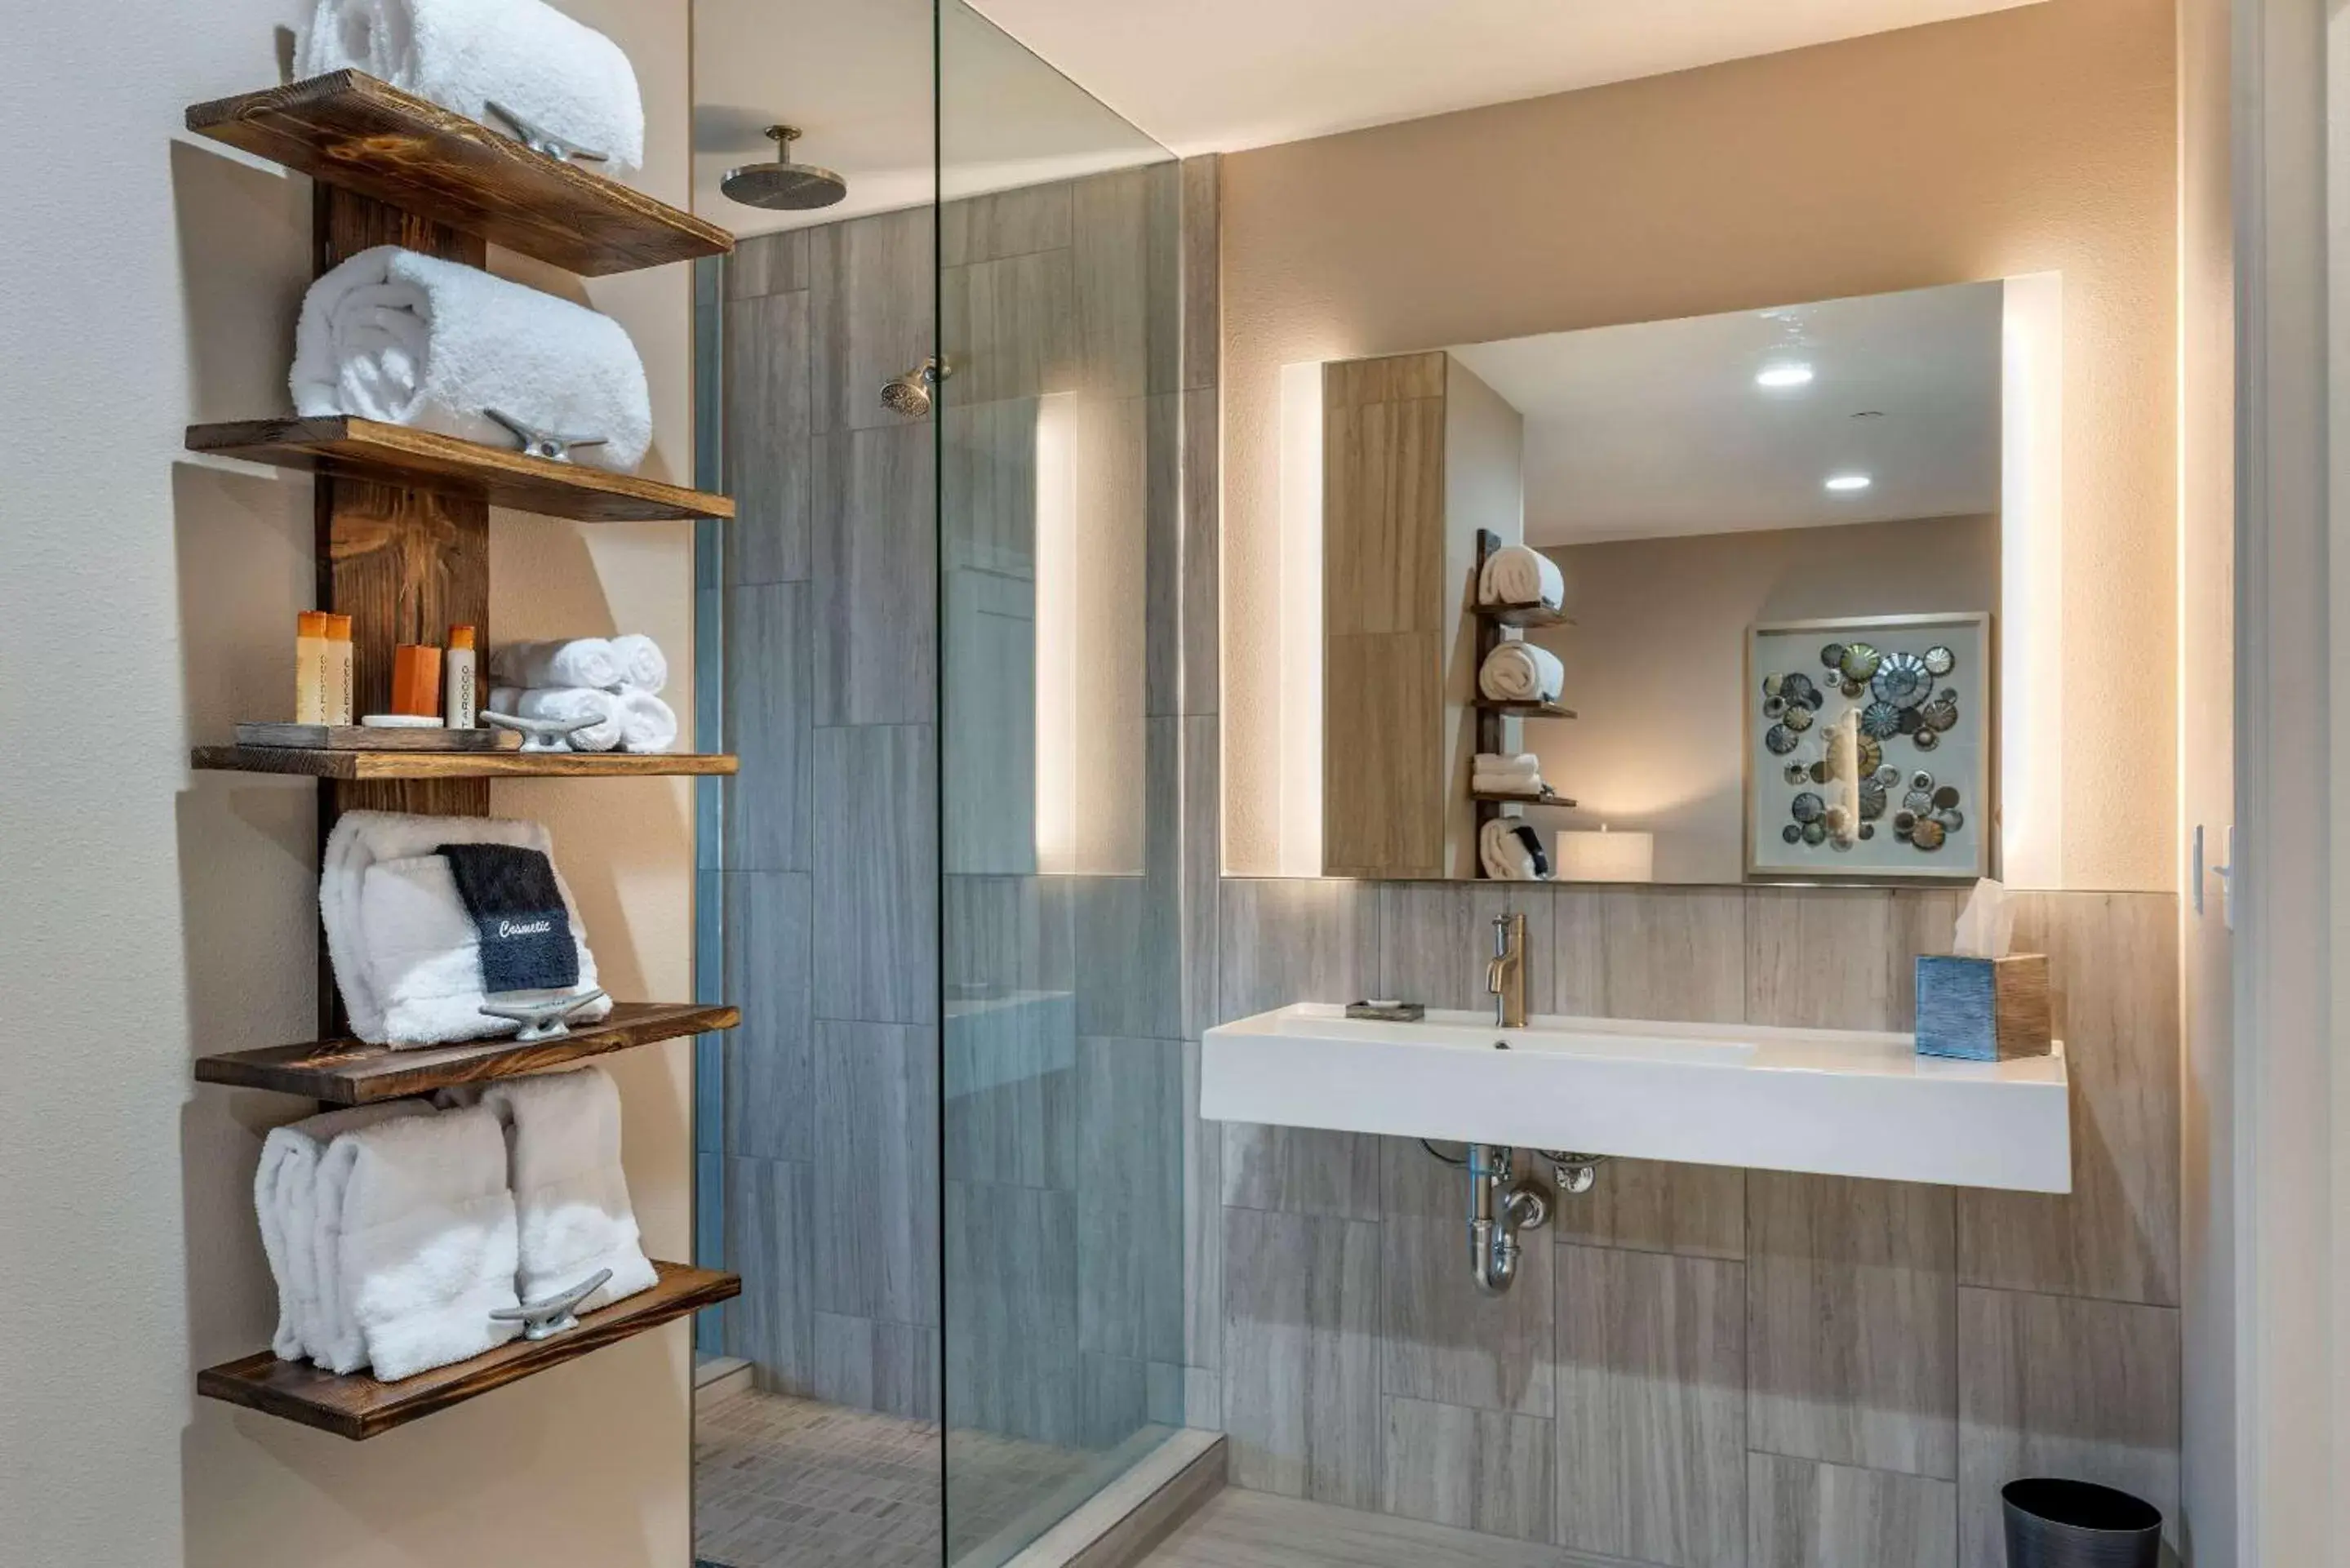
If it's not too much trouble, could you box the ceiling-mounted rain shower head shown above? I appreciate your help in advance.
[721,125,847,211]
[881,358,951,418]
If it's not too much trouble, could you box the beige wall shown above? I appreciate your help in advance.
[1525,514,2000,884]
[1221,0,2179,891]
[0,3,700,1562]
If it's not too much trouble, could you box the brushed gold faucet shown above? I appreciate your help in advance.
[1486,913,1527,1028]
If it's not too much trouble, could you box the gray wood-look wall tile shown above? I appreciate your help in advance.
[1957,892,2181,1307]
[1549,1161,1746,1261]
[1382,1397,1556,1543]
[1181,715,1222,1038]
[1956,1287,2180,1568]
[724,287,811,587]
[727,227,810,300]
[941,180,1074,266]
[1148,392,1184,720]
[1743,889,1900,1031]
[811,423,938,728]
[1379,882,1556,1014]
[1079,1036,1188,1363]
[1554,886,1746,1024]
[724,1155,813,1393]
[811,724,938,1026]
[945,1179,1082,1447]
[1556,1245,1746,1568]
[722,871,812,1162]
[1748,1173,1957,1479]
[1179,156,1219,394]
[1180,386,1220,717]
[815,1313,940,1420]
[1380,1132,1490,1223]
[941,248,1077,406]
[1223,1120,1383,1221]
[1073,166,1161,400]
[944,990,1076,1190]
[811,1021,940,1326]
[723,582,811,873]
[944,873,1075,999]
[1074,718,1185,1042]
[1217,877,1381,1024]
[809,205,934,436]
[1224,1206,1384,1508]
[811,1308,875,1410]
[1183,1040,1224,1374]
[1384,1215,1553,1416]
[1748,1452,1957,1568]
[1082,1351,1154,1450]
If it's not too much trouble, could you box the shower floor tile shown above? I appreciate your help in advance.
[694,1388,1103,1568]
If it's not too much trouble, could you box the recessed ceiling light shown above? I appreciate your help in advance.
[1824,473,1872,493]
[1755,364,1815,389]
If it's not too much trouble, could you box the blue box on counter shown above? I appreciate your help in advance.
[1915,954,2052,1061]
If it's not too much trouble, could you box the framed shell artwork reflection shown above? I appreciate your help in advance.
[1744,613,1991,881]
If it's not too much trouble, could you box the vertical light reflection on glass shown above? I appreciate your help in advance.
[1033,392,1078,874]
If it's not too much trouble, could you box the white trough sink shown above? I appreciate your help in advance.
[1201,1005,2070,1193]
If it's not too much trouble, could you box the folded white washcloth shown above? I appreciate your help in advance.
[487,685,621,753]
[1473,753,1542,780]
[291,246,652,473]
[491,637,625,693]
[330,1106,524,1381]
[1473,774,1550,798]
[296,0,646,176]
[322,811,611,1046]
[612,689,677,754]
[1478,640,1565,704]
[468,1068,658,1314]
[255,1099,433,1361]
[608,633,668,695]
[1477,544,1565,610]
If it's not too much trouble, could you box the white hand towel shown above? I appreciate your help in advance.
[608,633,668,695]
[1478,640,1565,704]
[491,637,624,693]
[487,685,621,753]
[255,1099,431,1361]
[1478,818,1549,882]
[475,1068,658,1313]
[359,851,610,1045]
[322,811,610,1046]
[1473,774,1550,798]
[612,689,677,754]
[1473,753,1542,780]
[330,1106,524,1381]
[296,0,646,176]
[291,246,652,473]
[1477,544,1565,610]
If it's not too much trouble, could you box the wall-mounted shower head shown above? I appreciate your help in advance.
[881,358,950,418]
[721,125,847,211]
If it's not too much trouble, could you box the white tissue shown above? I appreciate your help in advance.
[1952,878,2015,959]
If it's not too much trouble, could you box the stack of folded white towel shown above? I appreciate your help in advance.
[1477,544,1566,611]
[1473,752,1552,799]
[254,1066,657,1383]
[1480,816,1553,882]
[1480,636,1566,704]
[487,634,677,753]
[324,809,611,1046]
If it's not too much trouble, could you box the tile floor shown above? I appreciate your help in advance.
[694,1388,1104,1568]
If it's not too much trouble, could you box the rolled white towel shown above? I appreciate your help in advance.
[1477,544,1565,610]
[1473,774,1551,798]
[255,1099,432,1361]
[491,637,624,692]
[608,633,668,695]
[1478,640,1566,703]
[322,811,611,1046]
[1473,752,1542,781]
[487,685,621,753]
[613,689,677,754]
[1478,818,1551,881]
[475,1068,658,1314]
[297,0,646,176]
[291,246,652,473]
[329,1106,524,1381]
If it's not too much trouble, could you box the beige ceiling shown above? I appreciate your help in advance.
[966,0,2046,155]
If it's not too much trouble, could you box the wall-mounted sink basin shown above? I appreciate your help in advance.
[1200,1004,2070,1193]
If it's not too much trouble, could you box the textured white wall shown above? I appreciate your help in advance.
[0,2,699,1561]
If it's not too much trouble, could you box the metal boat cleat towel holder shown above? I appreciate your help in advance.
[485,407,609,464]
[478,988,610,1043]
[480,710,604,753]
[491,1268,614,1341]
[482,100,610,167]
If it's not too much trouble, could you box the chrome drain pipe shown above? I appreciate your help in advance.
[1468,1144,1550,1295]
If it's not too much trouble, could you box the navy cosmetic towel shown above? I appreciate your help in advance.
[437,842,580,995]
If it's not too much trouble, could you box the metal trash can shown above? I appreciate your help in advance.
[2002,1478,2162,1567]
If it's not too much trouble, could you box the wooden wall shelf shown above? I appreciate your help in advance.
[186,417,735,524]
[195,1002,738,1104]
[1473,699,1579,721]
[198,1262,740,1439]
[193,745,738,780]
[1475,602,1575,629]
[1471,789,1579,808]
[185,72,732,278]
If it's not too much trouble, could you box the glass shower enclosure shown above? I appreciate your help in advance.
[689,5,1189,1565]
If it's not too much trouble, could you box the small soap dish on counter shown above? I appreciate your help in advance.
[1347,1000,1426,1022]
[233,722,519,753]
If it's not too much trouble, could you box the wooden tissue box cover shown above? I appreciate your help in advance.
[1915,954,2052,1061]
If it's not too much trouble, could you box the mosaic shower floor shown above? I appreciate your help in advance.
[694,1388,1104,1568]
